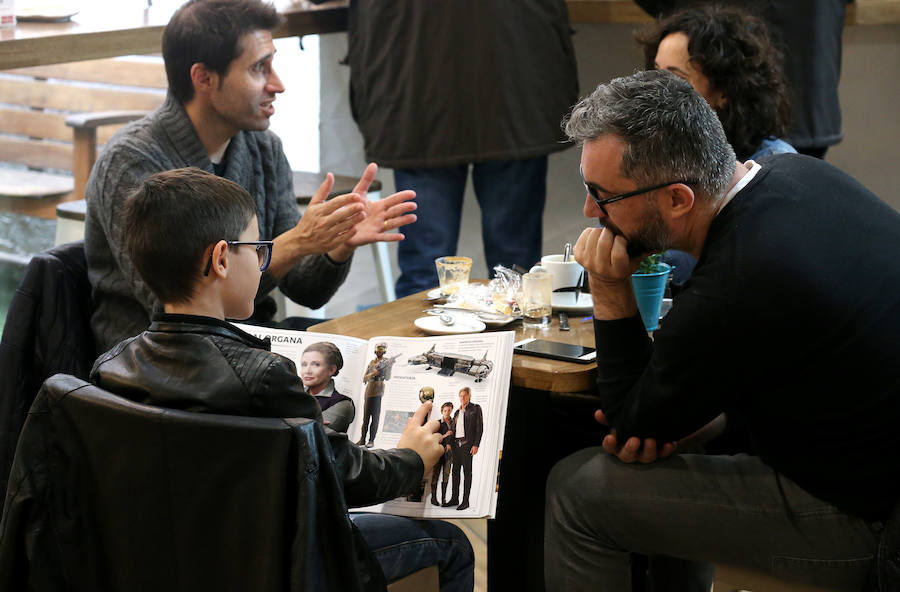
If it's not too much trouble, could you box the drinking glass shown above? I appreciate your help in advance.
[434,256,472,296]
[521,269,552,327]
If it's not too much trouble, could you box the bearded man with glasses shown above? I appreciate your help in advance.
[544,70,900,591]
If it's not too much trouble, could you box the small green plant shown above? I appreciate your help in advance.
[635,253,666,274]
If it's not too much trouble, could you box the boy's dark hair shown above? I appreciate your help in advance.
[441,402,454,411]
[634,4,791,160]
[162,0,283,104]
[124,167,257,304]
[303,342,344,376]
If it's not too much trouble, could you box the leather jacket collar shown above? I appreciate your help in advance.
[150,313,271,349]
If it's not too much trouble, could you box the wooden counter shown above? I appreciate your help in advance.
[3,0,897,70]
[0,0,347,70]
[568,0,900,26]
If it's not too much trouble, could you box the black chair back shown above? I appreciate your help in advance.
[0,241,95,500]
[0,374,382,592]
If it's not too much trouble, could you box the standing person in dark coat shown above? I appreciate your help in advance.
[634,0,850,158]
[347,0,579,296]
[445,388,483,511]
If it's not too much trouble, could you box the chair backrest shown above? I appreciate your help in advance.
[0,58,166,216]
[0,241,94,502]
[1,374,382,592]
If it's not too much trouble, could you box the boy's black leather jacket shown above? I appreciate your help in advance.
[90,314,424,507]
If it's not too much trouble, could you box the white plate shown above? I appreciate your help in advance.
[551,292,593,313]
[479,315,516,328]
[425,288,444,299]
[431,305,517,327]
[414,315,486,335]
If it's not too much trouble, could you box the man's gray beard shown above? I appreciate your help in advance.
[625,205,672,258]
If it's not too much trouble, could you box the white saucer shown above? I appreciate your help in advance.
[425,288,444,299]
[414,315,486,335]
[551,292,593,313]
[431,305,517,327]
[479,315,517,328]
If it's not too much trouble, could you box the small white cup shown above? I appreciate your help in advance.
[540,254,584,292]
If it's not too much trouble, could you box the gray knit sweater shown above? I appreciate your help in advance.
[84,95,350,354]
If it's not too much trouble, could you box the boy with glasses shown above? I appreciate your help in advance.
[91,167,474,591]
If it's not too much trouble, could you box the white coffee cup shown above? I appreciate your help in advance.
[540,254,584,292]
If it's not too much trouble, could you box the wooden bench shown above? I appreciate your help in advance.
[0,57,167,218]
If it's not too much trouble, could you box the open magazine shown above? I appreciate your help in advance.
[235,323,514,519]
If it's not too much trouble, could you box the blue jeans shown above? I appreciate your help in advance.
[351,513,474,592]
[394,157,548,297]
[545,451,881,592]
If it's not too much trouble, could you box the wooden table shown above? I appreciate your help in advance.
[312,287,602,591]
[310,287,597,392]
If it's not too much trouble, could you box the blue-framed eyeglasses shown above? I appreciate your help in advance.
[203,240,274,276]
[583,177,697,216]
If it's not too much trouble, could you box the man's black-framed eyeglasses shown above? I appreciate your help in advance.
[583,178,697,216]
[203,240,274,276]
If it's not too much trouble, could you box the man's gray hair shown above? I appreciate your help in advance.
[564,70,736,200]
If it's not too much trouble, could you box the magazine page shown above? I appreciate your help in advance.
[233,324,369,406]
[353,331,514,519]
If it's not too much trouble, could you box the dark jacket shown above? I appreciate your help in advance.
[593,156,900,523]
[90,314,423,508]
[347,0,579,168]
[453,402,483,448]
[0,241,95,506]
[0,374,386,591]
[316,384,354,413]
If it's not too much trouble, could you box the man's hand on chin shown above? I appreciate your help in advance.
[574,226,640,320]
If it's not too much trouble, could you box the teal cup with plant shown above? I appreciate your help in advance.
[631,254,672,331]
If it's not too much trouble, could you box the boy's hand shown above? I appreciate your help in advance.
[397,402,444,474]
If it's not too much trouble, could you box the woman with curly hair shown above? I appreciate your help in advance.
[635,4,796,161]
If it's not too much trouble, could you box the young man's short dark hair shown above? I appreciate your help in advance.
[162,0,283,104]
[124,167,257,304]
[441,402,453,411]
[303,342,344,376]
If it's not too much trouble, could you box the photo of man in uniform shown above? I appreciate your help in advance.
[357,342,396,447]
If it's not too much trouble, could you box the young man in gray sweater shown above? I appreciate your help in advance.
[85,0,418,354]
